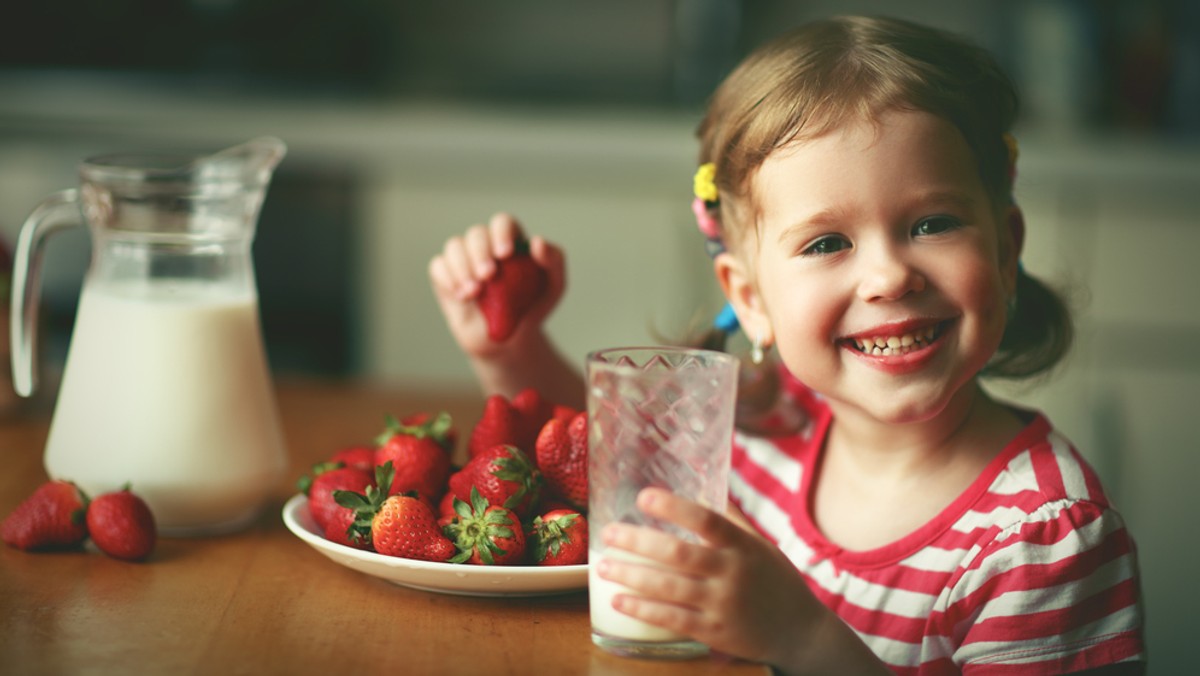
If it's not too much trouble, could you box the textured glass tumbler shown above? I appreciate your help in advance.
[586,346,739,659]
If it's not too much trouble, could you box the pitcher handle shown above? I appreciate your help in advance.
[10,189,82,397]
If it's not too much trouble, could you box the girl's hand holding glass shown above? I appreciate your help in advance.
[598,487,888,674]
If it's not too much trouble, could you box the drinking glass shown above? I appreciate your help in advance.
[586,346,738,659]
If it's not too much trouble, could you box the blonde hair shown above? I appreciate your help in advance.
[695,15,1071,379]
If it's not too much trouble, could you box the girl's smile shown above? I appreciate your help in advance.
[839,317,951,375]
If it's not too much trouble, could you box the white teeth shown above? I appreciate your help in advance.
[851,325,940,355]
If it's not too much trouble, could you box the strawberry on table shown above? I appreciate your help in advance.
[526,509,588,566]
[476,238,548,343]
[1,479,89,551]
[445,488,526,566]
[374,412,454,501]
[534,411,588,510]
[87,487,157,562]
[448,445,543,519]
[335,462,456,562]
[297,462,375,534]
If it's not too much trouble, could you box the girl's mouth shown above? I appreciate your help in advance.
[843,321,948,357]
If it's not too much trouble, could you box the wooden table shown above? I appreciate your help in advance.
[0,379,766,675]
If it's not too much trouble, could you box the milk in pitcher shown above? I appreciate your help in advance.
[45,280,286,535]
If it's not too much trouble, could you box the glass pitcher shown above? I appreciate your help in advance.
[9,137,289,536]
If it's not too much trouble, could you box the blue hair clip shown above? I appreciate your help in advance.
[713,303,740,334]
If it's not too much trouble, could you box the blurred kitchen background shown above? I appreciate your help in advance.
[1,0,1197,671]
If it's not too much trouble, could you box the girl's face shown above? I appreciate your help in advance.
[718,110,1019,425]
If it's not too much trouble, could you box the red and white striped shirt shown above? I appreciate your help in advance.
[730,376,1145,674]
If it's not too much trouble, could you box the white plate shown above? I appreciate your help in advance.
[282,494,588,597]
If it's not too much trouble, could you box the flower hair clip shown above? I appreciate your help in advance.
[693,162,719,203]
[692,162,722,245]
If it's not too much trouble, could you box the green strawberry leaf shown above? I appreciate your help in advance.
[376,411,455,446]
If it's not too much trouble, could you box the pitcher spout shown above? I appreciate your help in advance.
[195,136,287,186]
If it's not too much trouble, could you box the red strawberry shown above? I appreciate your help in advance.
[526,509,588,566]
[297,462,375,533]
[449,445,542,519]
[335,462,456,561]
[476,240,548,342]
[327,445,376,472]
[467,395,523,459]
[551,404,580,423]
[86,488,157,562]
[445,488,526,565]
[511,387,555,451]
[372,495,456,561]
[374,412,453,501]
[437,490,458,521]
[400,411,458,453]
[534,411,588,510]
[1,480,89,551]
[322,505,370,550]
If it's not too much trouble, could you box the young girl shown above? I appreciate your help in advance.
[429,16,1145,675]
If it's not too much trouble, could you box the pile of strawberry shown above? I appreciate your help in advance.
[1,481,157,562]
[297,387,589,567]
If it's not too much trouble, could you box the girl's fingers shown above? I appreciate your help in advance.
[435,237,478,300]
[602,524,718,577]
[599,552,712,609]
[608,590,703,637]
[488,212,523,259]
[636,487,746,549]
[463,224,496,280]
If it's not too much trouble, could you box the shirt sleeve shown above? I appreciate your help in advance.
[941,499,1146,674]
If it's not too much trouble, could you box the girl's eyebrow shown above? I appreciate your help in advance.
[774,204,856,244]
[915,189,979,211]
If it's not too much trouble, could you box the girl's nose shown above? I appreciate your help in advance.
[856,246,925,302]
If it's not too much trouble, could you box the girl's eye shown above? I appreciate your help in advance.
[913,216,961,236]
[802,235,851,256]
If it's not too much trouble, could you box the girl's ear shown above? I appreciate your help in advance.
[1002,205,1025,295]
[714,252,774,347]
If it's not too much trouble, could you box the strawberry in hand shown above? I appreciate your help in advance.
[526,508,588,566]
[534,411,588,510]
[1,480,89,551]
[476,238,548,343]
[445,488,526,566]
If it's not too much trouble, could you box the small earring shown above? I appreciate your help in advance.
[751,332,765,365]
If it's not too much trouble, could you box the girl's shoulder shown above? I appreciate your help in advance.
[982,411,1115,511]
